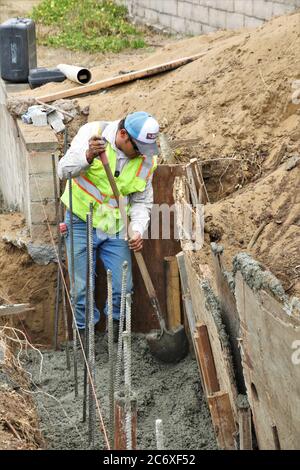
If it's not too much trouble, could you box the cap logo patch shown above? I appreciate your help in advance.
[146,132,158,140]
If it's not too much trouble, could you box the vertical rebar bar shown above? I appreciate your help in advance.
[68,172,78,397]
[123,331,132,450]
[52,154,60,351]
[107,268,115,448]
[125,293,132,386]
[82,212,91,423]
[87,208,96,446]
[61,273,71,370]
[155,419,165,450]
[115,261,128,392]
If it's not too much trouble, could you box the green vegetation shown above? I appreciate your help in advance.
[31,0,146,53]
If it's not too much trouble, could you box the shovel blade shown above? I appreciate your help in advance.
[146,325,189,363]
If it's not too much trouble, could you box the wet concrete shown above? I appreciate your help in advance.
[24,333,217,450]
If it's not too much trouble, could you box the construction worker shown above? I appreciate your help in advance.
[58,111,159,341]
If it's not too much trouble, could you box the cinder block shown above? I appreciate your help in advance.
[234,0,253,16]
[171,15,186,32]
[252,0,273,19]
[30,200,57,224]
[30,223,57,243]
[145,8,159,23]
[208,7,227,28]
[159,13,172,28]
[244,15,264,27]
[194,5,209,23]
[272,1,295,16]
[226,11,245,29]
[17,120,58,152]
[178,1,193,19]
[162,0,178,15]
[202,23,217,33]
[28,151,59,175]
[185,19,203,35]
[29,174,57,201]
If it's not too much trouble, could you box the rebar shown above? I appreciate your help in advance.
[107,269,115,448]
[115,261,128,392]
[155,419,165,450]
[87,209,96,447]
[52,154,60,351]
[82,212,91,423]
[123,331,132,450]
[61,274,71,370]
[68,172,78,397]
[125,293,132,388]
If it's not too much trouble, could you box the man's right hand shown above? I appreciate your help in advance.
[86,136,106,164]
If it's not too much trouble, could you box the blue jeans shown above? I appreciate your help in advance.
[64,210,133,330]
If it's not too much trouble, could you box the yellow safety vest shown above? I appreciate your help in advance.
[61,124,157,234]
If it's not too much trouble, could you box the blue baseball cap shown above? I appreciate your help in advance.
[124,111,159,158]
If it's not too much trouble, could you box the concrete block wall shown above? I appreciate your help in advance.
[17,121,59,241]
[118,0,300,34]
[0,79,58,242]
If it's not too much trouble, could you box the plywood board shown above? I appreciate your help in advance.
[235,271,300,449]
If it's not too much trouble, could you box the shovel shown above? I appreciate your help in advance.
[99,150,188,363]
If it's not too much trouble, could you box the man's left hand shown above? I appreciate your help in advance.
[128,232,143,252]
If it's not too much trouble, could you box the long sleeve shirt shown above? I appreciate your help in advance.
[57,120,154,236]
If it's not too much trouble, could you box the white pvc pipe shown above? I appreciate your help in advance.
[57,64,92,84]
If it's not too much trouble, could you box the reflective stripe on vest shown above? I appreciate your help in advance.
[74,174,128,209]
[136,156,155,180]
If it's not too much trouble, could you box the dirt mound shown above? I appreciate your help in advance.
[0,213,57,346]
[198,157,300,298]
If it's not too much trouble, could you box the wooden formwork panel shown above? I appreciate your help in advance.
[235,272,300,449]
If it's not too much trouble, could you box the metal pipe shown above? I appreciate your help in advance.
[61,272,71,370]
[123,331,132,450]
[68,172,78,397]
[125,293,132,388]
[155,419,165,450]
[87,208,96,447]
[115,261,128,392]
[107,269,115,448]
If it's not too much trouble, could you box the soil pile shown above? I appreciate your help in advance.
[0,213,57,346]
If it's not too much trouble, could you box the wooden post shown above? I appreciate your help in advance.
[194,323,219,395]
[114,391,137,450]
[208,391,237,450]
[164,256,182,329]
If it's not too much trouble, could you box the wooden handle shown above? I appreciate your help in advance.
[99,151,164,324]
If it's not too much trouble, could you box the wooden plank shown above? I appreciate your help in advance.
[164,256,181,329]
[196,160,210,204]
[210,245,245,393]
[185,163,198,208]
[238,406,253,450]
[36,52,207,103]
[0,304,34,316]
[208,391,237,450]
[183,252,238,421]
[235,271,300,449]
[194,323,219,395]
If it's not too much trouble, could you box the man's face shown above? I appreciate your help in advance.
[117,129,141,159]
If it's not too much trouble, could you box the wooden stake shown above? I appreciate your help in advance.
[238,406,253,450]
[208,391,237,450]
[114,391,137,450]
[194,323,219,395]
[164,256,181,329]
